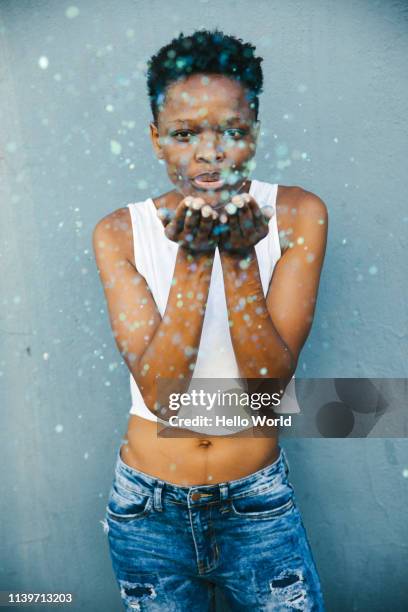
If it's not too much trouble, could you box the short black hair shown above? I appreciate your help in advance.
[146,28,264,124]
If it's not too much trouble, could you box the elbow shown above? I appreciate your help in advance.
[131,368,188,422]
[241,349,296,396]
[266,345,298,390]
[277,346,297,389]
[284,345,297,379]
[131,368,159,416]
[262,344,297,381]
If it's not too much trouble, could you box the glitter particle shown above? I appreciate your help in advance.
[65,6,80,19]
[110,140,122,155]
[38,56,49,70]
[239,259,250,270]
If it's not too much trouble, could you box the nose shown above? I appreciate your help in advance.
[195,134,225,164]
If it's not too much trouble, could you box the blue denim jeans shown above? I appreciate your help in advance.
[103,445,326,611]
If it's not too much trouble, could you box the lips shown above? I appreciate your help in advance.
[191,172,225,190]
[194,172,221,182]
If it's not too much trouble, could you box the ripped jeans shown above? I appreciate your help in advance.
[102,445,326,611]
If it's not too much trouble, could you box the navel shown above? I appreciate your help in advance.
[198,439,212,448]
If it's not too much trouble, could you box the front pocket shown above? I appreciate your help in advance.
[230,487,295,519]
[106,482,153,521]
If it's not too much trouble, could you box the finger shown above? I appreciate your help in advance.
[247,197,270,236]
[201,204,218,221]
[236,200,258,244]
[184,197,205,237]
[195,205,217,248]
[156,207,175,227]
[262,205,275,222]
[212,209,229,241]
[224,202,242,250]
[165,200,189,241]
[231,192,252,207]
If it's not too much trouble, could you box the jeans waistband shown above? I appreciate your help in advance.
[113,444,291,508]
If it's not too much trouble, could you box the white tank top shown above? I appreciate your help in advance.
[126,179,299,435]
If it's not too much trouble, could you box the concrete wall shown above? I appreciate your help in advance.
[1,1,407,609]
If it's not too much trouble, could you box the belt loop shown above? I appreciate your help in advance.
[219,483,230,514]
[153,480,164,512]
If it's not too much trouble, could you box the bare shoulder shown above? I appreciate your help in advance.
[92,206,135,266]
[276,185,328,254]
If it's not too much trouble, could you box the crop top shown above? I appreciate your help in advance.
[126,179,300,435]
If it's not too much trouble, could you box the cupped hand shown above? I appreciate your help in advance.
[217,193,274,255]
[157,196,219,254]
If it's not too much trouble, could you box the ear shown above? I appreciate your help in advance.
[252,120,261,143]
[149,121,163,159]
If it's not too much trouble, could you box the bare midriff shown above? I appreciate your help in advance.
[116,185,299,486]
[119,415,280,486]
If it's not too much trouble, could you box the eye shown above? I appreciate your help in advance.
[223,128,246,140]
[171,130,197,142]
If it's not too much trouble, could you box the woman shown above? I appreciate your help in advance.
[93,28,327,611]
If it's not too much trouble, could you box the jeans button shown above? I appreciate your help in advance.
[191,492,201,501]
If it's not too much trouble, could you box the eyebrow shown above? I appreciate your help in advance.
[167,116,247,126]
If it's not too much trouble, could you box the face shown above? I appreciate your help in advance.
[150,73,260,206]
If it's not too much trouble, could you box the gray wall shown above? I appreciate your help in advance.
[1,0,407,610]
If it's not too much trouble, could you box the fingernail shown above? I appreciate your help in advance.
[157,207,169,219]
[262,206,275,219]
[225,203,237,215]
[192,199,202,210]
[231,195,244,208]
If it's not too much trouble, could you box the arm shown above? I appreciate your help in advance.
[92,207,215,419]
[219,191,328,394]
